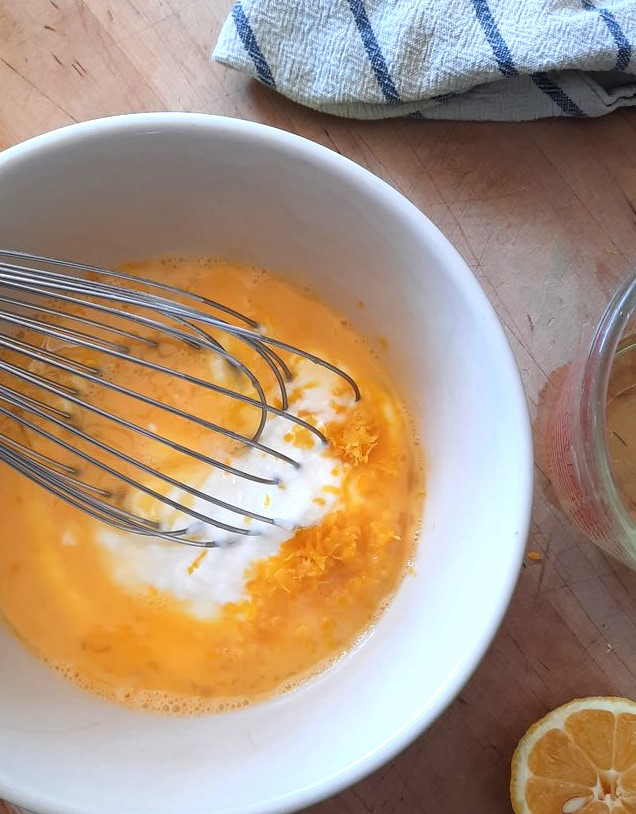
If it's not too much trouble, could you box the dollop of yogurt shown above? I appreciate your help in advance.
[97,361,354,619]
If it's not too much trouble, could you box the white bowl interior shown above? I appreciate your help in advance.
[0,115,532,814]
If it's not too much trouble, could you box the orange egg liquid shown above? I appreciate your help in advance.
[0,257,423,714]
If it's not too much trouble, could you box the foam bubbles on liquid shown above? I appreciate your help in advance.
[44,633,371,715]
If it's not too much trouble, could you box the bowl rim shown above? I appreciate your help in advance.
[0,111,534,814]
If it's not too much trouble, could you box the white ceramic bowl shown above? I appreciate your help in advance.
[0,113,533,814]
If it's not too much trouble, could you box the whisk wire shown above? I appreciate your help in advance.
[0,314,327,450]
[0,249,261,328]
[0,356,295,482]
[0,250,360,545]
[0,390,276,541]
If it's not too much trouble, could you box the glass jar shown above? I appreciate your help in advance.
[548,273,636,567]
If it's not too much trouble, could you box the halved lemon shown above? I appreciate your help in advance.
[511,697,636,814]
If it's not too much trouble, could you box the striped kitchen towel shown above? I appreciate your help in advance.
[212,0,636,119]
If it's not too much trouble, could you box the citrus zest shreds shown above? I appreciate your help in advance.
[325,401,379,465]
[187,550,208,575]
[242,512,398,603]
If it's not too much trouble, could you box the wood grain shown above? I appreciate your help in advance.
[1,1,636,812]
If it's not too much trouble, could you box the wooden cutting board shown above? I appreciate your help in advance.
[1,1,636,812]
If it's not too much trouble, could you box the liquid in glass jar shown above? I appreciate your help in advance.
[607,334,636,522]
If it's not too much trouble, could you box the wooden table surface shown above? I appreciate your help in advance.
[2,2,636,812]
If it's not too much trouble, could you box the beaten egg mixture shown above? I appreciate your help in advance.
[0,257,423,714]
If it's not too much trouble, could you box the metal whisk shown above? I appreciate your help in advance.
[0,249,359,547]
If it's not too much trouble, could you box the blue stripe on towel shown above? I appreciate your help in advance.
[582,0,631,70]
[470,0,518,77]
[232,0,276,88]
[531,72,587,116]
[346,0,402,103]
[471,0,587,117]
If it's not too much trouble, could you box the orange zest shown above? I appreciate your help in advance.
[325,400,379,465]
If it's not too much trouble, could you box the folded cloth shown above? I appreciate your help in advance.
[213,0,636,120]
